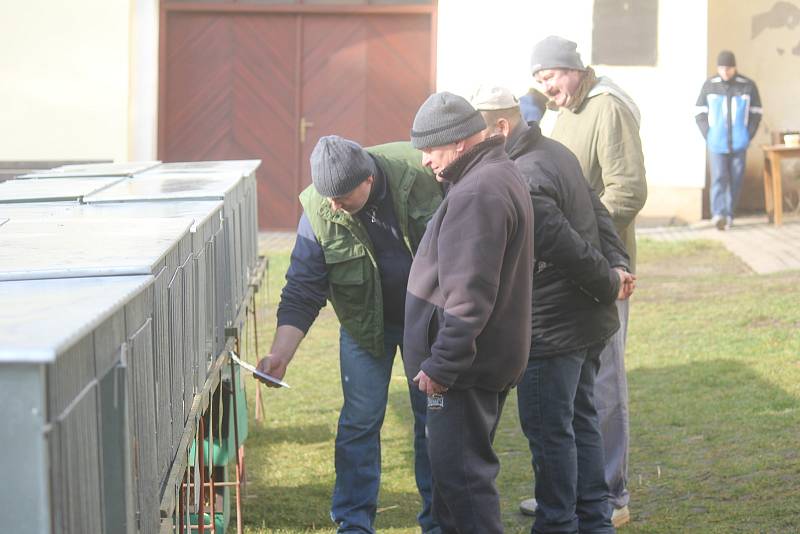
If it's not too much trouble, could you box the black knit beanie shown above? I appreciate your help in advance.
[717,50,736,67]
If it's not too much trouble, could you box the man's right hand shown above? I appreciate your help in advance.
[255,325,305,387]
[413,370,449,396]
[256,353,290,388]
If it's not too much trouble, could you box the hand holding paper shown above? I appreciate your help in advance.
[230,351,291,388]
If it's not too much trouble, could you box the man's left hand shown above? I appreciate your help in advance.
[413,370,448,396]
[615,268,636,300]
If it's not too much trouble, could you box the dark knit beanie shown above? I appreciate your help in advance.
[310,135,376,198]
[530,35,585,75]
[410,92,486,149]
[717,50,736,67]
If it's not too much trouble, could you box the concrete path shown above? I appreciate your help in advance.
[638,214,800,274]
[259,231,296,253]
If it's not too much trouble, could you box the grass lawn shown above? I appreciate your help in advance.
[235,238,800,533]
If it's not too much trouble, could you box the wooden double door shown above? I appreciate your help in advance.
[160,7,435,230]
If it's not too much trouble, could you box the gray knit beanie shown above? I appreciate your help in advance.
[410,92,487,149]
[530,36,585,75]
[310,135,376,197]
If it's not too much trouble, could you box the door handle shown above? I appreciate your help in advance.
[300,117,315,144]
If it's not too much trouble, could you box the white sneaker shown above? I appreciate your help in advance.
[519,497,537,516]
[521,496,629,527]
[712,215,726,230]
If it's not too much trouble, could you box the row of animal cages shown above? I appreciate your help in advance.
[0,160,264,534]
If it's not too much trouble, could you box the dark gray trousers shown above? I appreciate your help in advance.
[425,387,508,534]
[595,299,630,509]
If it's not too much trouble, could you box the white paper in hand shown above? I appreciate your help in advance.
[230,351,291,388]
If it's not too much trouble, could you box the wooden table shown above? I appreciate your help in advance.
[762,144,800,226]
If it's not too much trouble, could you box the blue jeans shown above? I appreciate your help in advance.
[331,325,438,534]
[517,345,614,534]
[709,150,746,220]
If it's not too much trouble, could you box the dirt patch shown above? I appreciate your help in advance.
[637,239,751,278]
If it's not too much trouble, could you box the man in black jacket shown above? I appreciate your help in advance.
[472,86,635,533]
[404,91,534,533]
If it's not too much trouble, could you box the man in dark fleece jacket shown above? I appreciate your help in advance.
[404,91,534,534]
[472,86,635,534]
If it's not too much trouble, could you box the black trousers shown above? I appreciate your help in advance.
[426,387,509,534]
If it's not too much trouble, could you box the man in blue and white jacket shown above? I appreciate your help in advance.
[695,50,762,230]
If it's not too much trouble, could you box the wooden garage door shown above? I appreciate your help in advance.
[160,6,435,230]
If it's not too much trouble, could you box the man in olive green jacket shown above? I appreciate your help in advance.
[521,35,648,528]
[256,136,443,534]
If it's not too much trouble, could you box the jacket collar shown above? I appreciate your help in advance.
[548,67,642,126]
[438,135,506,184]
[363,157,387,210]
[505,121,542,161]
[565,66,598,113]
[587,74,641,126]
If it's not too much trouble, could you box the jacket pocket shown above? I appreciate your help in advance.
[324,237,368,311]
[404,292,436,358]
[323,236,366,276]
[328,260,365,285]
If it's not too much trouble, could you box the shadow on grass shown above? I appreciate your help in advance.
[249,423,334,445]
[243,356,797,531]
[241,382,428,532]
[384,358,800,533]
[620,358,800,532]
[242,481,424,531]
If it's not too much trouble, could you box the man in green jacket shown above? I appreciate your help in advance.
[520,35,648,528]
[256,136,443,534]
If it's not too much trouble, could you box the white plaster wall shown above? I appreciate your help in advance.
[436,0,593,98]
[0,1,132,162]
[601,1,709,190]
[436,0,709,195]
[128,1,160,161]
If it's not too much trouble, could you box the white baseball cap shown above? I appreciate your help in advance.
[470,85,520,111]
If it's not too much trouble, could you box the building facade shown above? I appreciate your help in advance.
[2,0,798,229]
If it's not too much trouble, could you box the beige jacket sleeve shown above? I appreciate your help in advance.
[595,99,648,234]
